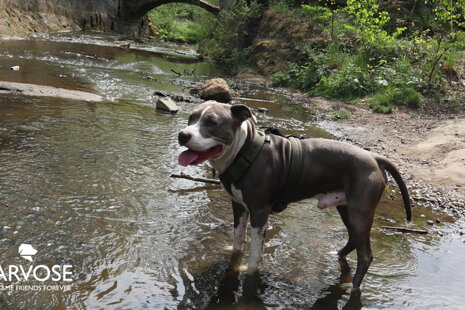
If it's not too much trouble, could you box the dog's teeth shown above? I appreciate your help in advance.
[224,245,233,251]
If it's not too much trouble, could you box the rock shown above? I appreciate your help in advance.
[258,107,269,113]
[154,90,199,103]
[156,97,179,114]
[154,90,169,97]
[143,76,158,82]
[427,220,434,225]
[198,78,233,103]
[10,66,20,71]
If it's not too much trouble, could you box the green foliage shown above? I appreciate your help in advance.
[314,63,376,99]
[344,0,392,44]
[333,111,350,120]
[368,86,422,114]
[200,0,263,67]
[271,71,292,87]
[260,0,465,112]
[301,4,332,20]
[147,3,217,43]
[429,0,465,35]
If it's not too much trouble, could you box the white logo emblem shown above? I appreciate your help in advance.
[18,244,37,262]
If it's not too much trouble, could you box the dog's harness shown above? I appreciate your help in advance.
[219,126,303,212]
[219,129,267,185]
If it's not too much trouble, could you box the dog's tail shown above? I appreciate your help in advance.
[375,155,412,222]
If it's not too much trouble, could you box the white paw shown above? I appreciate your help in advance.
[339,282,353,291]
[237,265,248,272]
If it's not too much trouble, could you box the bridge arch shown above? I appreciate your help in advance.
[124,0,220,24]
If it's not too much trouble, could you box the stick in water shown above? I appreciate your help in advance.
[381,226,428,234]
[170,172,221,185]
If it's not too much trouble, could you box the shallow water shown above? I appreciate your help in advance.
[0,32,464,310]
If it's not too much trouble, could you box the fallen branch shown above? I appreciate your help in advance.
[170,172,221,185]
[171,69,182,76]
[381,226,428,234]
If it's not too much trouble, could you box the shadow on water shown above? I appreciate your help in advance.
[177,256,363,310]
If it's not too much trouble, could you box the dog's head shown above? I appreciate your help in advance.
[177,101,252,166]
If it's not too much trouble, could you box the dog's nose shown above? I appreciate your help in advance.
[178,131,191,146]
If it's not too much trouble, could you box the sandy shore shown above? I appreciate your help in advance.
[0,80,103,102]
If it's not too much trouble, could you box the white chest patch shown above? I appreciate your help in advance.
[231,184,246,207]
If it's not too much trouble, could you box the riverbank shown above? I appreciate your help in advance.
[0,81,103,102]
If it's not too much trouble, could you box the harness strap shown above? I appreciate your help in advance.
[220,130,266,184]
[286,136,303,199]
[272,136,303,212]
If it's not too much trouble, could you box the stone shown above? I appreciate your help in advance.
[198,78,233,103]
[10,66,20,71]
[156,97,179,113]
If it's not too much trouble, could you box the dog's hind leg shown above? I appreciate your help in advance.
[347,180,384,289]
[336,205,356,258]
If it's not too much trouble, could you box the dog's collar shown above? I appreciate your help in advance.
[219,128,266,184]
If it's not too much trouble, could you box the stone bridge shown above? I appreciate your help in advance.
[1,0,234,37]
[124,0,220,23]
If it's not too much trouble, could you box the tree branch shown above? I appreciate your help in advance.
[170,172,221,185]
[381,226,428,234]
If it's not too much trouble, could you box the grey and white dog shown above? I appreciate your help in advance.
[177,101,411,290]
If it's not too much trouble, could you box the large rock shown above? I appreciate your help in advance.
[198,78,233,103]
[156,97,179,113]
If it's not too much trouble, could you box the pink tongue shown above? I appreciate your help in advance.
[178,149,200,166]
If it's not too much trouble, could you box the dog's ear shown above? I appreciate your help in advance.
[230,104,252,123]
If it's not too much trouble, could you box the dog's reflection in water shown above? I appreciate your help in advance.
[206,258,362,310]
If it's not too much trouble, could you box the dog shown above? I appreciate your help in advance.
[177,101,411,290]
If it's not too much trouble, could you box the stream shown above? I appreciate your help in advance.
[0,31,464,310]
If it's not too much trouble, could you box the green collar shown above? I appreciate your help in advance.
[219,129,266,184]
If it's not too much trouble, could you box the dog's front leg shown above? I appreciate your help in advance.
[229,201,249,269]
[247,209,269,275]
[232,201,249,252]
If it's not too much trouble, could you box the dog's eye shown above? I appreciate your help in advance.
[205,118,217,127]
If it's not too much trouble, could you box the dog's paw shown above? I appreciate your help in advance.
[339,282,353,291]
[224,245,234,251]
[237,265,248,272]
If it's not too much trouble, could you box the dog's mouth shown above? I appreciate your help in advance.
[178,145,223,166]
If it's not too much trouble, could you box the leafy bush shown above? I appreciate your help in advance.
[271,71,291,87]
[368,86,422,114]
[314,63,376,99]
